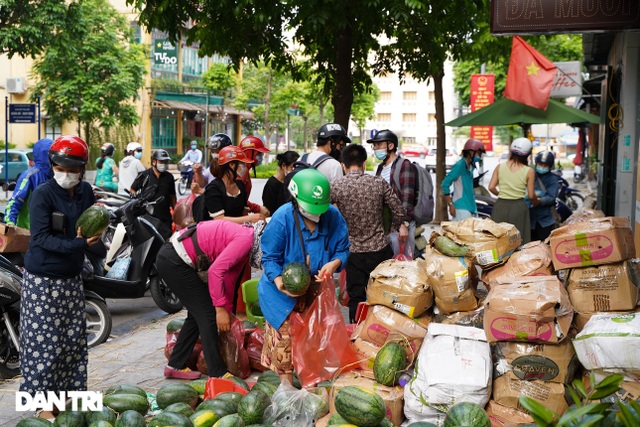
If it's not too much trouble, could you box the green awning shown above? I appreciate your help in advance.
[156,91,224,106]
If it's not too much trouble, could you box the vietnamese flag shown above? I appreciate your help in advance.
[504,36,557,110]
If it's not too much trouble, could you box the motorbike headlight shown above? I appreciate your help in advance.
[0,269,21,295]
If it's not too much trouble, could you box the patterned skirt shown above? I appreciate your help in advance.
[261,319,292,374]
[19,271,88,395]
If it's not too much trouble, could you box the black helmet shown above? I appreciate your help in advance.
[367,129,398,146]
[208,133,232,150]
[152,149,171,161]
[535,150,555,167]
[101,142,115,157]
[317,123,351,144]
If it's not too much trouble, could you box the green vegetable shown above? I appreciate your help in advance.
[282,262,311,295]
[164,401,195,417]
[213,414,245,427]
[103,393,149,416]
[443,402,491,427]
[237,390,271,425]
[103,384,147,399]
[156,383,199,409]
[334,386,386,427]
[148,411,193,427]
[433,235,469,257]
[114,410,146,427]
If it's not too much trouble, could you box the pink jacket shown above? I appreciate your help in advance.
[179,220,254,312]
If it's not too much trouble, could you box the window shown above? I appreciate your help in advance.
[380,92,392,101]
[45,120,62,140]
[377,113,391,122]
[403,91,417,100]
[403,113,416,122]
[404,137,416,143]
[428,113,436,122]
[428,91,435,102]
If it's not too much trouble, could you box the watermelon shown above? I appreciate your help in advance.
[148,411,193,427]
[17,419,54,427]
[237,390,271,425]
[334,386,386,427]
[85,407,117,426]
[87,422,113,427]
[250,380,277,396]
[373,342,408,386]
[301,393,329,420]
[243,320,257,329]
[443,402,491,427]
[214,392,244,412]
[213,414,245,427]
[114,410,146,427]
[103,393,149,415]
[76,205,110,237]
[282,262,311,295]
[164,401,195,417]
[407,422,438,427]
[190,410,220,427]
[378,419,394,427]
[328,413,350,425]
[103,384,147,399]
[228,375,251,391]
[252,301,263,316]
[167,318,186,333]
[156,383,199,409]
[53,411,85,427]
[257,370,281,386]
[196,399,235,417]
[189,378,208,396]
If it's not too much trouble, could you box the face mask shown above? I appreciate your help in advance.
[53,171,81,189]
[299,207,321,223]
[191,145,197,150]
[255,153,264,167]
[156,163,168,173]
[134,152,142,159]
[210,153,219,160]
[536,165,550,174]
[236,163,247,179]
[374,149,388,161]
[473,156,482,163]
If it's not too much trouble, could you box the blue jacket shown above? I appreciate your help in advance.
[530,171,560,229]
[441,157,477,214]
[4,138,53,228]
[24,179,96,278]
[258,202,350,330]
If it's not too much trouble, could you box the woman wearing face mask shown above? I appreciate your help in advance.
[203,146,266,224]
[259,168,350,383]
[20,135,101,419]
[441,138,486,221]
[239,135,271,217]
[94,142,119,193]
[262,150,300,215]
[530,150,560,241]
[192,133,232,194]
[118,142,146,196]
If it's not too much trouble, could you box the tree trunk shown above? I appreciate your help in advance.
[264,72,273,149]
[433,72,448,223]
[331,25,354,130]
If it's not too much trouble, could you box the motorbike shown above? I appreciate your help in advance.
[0,254,111,379]
[552,170,584,211]
[82,187,183,332]
[177,161,194,195]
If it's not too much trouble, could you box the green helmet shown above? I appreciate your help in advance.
[288,169,330,215]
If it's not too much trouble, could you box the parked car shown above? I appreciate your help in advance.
[0,149,34,183]
[425,148,458,172]
[398,145,430,159]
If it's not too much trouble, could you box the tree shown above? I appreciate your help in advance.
[351,85,380,144]
[201,62,237,96]
[29,0,146,147]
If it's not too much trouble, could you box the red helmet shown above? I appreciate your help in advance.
[49,135,89,168]
[463,138,485,153]
[218,146,253,165]
[239,135,270,153]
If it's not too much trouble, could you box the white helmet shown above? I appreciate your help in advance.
[510,137,532,157]
[127,142,142,152]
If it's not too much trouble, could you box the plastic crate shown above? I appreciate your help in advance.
[242,278,265,328]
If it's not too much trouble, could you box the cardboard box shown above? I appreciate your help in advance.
[573,305,640,332]
[0,223,30,253]
[403,324,492,425]
[483,276,573,344]
[329,371,405,426]
[485,400,534,427]
[564,209,605,225]
[549,217,635,270]
[567,260,640,312]
[422,246,478,314]
[367,259,433,318]
[351,338,379,371]
[493,371,568,415]
[482,241,554,289]
[493,340,578,384]
[441,217,521,268]
[434,306,485,329]
[573,313,640,380]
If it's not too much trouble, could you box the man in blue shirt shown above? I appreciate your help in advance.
[441,138,485,221]
[530,150,560,241]
[179,140,203,188]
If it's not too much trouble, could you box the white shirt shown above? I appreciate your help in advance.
[180,149,203,164]
[381,163,392,184]
[305,150,343,184]
[118,156,146,195]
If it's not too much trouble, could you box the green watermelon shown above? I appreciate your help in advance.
[373,341,408,386]
[17,419,54,427]
[164,401,196,417]
[167,318,186,333]
[243,320,257,329]
[189,378,208,395]
[196,399,235,418]
[214,392,244,412]
[250,380,277,396]
[148,411,193,427]
[103,393,149,416]
[53,411,85,427]
[282,262,311,295]
[251,301,263,316]
[378,419,394,427]
[334,386,386,427]
[327,413,350,425]
[156,383,199,409]
[76,205,110,237]
[257,370,281,386]
[213,414,245,427]
[84,407,117,426]
[103,384,147,399]
[443,402,491,427]
[237,390,271,425]
[87,422,113,427]
[407,422,438,427]
[301,393,329,420]
[228,375,251,391]
[190,410,220,427]
[114,410,146,427]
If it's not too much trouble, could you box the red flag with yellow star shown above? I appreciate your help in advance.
[504,36,557,110]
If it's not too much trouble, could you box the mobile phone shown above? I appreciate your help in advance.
[51,211,66,233]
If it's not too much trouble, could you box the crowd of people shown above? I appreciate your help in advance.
[9,125,564,417]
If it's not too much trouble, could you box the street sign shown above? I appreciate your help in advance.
[9,104,36,123]
[287,108,302,116]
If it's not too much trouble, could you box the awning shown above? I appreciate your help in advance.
[153,99,255,120]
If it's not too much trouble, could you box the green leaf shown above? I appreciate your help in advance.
[519,396,556,425]
[572,378,589,400]
[594,374,625,391]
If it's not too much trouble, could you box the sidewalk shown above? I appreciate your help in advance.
[0,311,183,427]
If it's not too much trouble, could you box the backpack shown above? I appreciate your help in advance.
[283,153,333,189]
[392,158,434,225]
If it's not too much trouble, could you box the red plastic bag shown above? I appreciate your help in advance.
[394,243,413,261]
[338,269,349,307]
[246,328,267,372]
[219,317,251,379]
[290,277,359,387]
[165,327,201,371]
[173,193,197,230]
